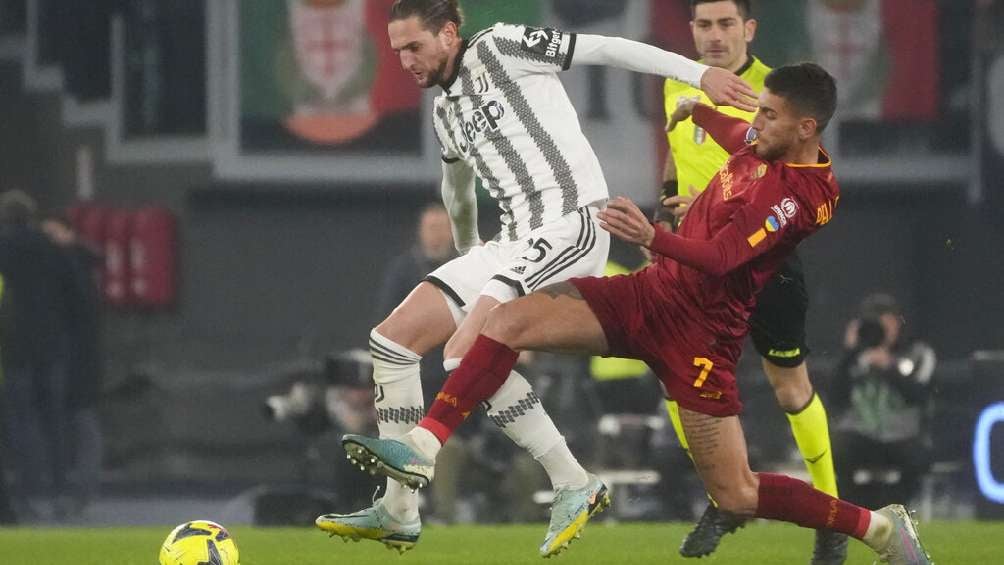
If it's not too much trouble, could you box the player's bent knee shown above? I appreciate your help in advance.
[374,320,413,350]
[480,301,530,348]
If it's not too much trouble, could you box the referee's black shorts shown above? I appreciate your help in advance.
[749,252,810,368]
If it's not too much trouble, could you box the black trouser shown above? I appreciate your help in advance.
[0,392,17,524]
[749,253,810,367]
[832,430,930,509]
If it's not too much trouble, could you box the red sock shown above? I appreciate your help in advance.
[756,473,871,539]
[419,335,518,444]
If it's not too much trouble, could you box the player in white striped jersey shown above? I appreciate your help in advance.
[317,0,757,556]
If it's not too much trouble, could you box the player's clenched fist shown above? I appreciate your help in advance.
[700,67,758,112]
[597,196,656,248]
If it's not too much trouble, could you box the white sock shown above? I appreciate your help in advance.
[485,370,589,490]
[399,357,462,462]
[406,426,444,460]
[537,440,590,490]
[369,329,423,522]
[862,511,893,551]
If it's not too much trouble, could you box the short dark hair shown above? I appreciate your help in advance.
[390,0,463,34]
[690,0,752,20]
[764,62,838,133]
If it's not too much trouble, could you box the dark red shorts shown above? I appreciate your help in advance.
[571,273,743,417]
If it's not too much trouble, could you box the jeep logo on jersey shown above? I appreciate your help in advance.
[522,27,563,59]
[461,100,506,145]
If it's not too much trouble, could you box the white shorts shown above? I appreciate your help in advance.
[425,205,610,317]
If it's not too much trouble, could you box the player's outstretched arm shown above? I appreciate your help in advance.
[440,160,480,253]
[692,104,755,154]
[597,195,769,277]
[571,34,757,112]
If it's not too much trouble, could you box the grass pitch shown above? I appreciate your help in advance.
[0,521,993,564]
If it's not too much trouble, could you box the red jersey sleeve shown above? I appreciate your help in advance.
[648,167,825,276]
[692,104,752,154]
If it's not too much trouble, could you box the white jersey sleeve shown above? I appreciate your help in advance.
[570,34,708,88]
[432,111,461,163]
[489,23,577,78]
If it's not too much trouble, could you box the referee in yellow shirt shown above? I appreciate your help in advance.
[659,2,846,564]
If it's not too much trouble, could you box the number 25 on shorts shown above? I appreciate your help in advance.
[692,357,714,388]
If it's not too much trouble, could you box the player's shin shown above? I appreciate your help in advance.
[369,329,424,522]
[755,473,870,539]
[485,371,588,490]
[785,392,839,497]
[419,335,519,446]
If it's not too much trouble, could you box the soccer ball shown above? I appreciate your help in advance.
[159,520,240,565]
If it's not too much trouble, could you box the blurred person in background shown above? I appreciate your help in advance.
[374,203,457,317]
[659,2,845,561]
[41,215,104,515]
[0,274,17,524]
[0,190,84,520]
[830,293,935,510]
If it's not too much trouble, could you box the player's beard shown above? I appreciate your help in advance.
[755,136,791,162]
[424,54,450,89]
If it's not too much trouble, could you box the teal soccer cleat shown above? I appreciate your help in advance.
[539,473,611,558]
[315,499,420,554]
[342,434,435,490]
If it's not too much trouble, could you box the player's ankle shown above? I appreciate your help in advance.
[861,511,892,551]
[538,441,589,490]
[407,426,442,460]
[383,481,421,523]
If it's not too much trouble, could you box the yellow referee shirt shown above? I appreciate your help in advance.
[664,56,771,198]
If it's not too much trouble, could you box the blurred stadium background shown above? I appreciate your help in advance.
[1,0,1003,561]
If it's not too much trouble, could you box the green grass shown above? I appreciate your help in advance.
[0,521,993,564]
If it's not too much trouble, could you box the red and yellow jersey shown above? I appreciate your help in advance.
[646,105,839,364]
[664,56,771,197]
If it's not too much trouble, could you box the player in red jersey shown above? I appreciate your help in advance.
[343,63,932,564]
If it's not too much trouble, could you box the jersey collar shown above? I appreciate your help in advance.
[734,54,756,77]
[784,147,832,169]
[697,54,756,77]
[440,39,469,95]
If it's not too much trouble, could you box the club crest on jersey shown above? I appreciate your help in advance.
[461,100,507,145]
[521,27,563,59]
[754,163,767,179]
[744,127,759,145]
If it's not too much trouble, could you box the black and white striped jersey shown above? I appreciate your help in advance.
[432,23,609,242]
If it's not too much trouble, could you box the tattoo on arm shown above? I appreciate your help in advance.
[536,282,584,301]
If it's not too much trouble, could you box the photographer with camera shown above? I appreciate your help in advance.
[829,293,935,509]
